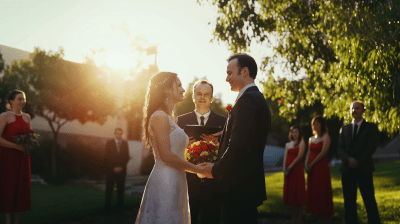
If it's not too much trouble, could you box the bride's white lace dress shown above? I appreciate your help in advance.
[135,111,190,224]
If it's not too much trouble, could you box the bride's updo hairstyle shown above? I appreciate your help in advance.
[142,72,178,148]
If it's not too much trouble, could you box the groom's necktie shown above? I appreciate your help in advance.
[200,116,205,126]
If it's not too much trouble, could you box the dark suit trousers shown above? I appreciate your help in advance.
[105,172,126,210]
[220,203,258,224]
[342,171,380,224]
[189,178,220,224]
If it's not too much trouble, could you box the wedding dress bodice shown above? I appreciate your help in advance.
[135,110,190,224]
[148,111,189,165]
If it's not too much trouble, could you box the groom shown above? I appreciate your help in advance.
[199,53,271,224]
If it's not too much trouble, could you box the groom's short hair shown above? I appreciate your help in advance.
[192,79,214,95]
[227,53,258,79]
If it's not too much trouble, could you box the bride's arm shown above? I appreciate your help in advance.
[151,113,204,174]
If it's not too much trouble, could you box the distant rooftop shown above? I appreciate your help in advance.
[0,44,31,66]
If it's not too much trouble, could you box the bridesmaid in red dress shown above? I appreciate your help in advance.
[305,115,334,224]
[0,90,32,224]
[283,125,306,224]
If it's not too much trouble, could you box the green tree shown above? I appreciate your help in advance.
[201,0,400,135]
[176,77,228,117]
[1,47,116,179]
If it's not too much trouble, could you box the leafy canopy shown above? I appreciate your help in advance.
[2,47,116,131]
[201,0,400,134]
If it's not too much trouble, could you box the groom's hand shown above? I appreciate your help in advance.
[197,162,214,179]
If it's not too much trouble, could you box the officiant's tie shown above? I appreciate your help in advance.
[200,116,205,126]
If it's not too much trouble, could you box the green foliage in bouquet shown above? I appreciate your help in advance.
[14,131,39,155]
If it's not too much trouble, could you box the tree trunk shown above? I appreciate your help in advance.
[51,132,58,179]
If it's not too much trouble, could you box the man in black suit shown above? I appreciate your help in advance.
[177,79,227,224]
[199,53,271,224]
[104,128,130,213]
[337,100,380,224]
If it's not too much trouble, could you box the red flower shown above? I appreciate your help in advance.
[194,153,200,159]
[201,144,208,151]
[209,145,215,151]
[225,104,232,111]
[195,160,200,164]
[200,141,205,146]
[202,157,207,162]
[187,148,192,153]
[194,146,201,153]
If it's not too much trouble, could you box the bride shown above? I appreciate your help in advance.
[135,72,206,224]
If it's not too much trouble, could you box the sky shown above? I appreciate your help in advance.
[0,0,277,105]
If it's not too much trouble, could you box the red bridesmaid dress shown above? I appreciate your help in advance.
[306,140,334,216]
[283,143,307,206]
[0,114,33,212]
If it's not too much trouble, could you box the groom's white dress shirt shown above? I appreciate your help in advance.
[235,83,256,103]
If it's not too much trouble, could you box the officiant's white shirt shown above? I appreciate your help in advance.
[194,109,211,125]
[235,83,256,102]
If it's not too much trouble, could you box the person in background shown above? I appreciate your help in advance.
[0,90,32,224]
[337,100,380,224]
[104,128,130,214]
[283,125,306,224]
[305,115,333,224]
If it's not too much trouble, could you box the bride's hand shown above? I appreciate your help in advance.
[196,162,214,179]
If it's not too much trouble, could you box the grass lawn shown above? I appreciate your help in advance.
[1,184,141,224]
[1,161,398,224]
[258,160,400,224]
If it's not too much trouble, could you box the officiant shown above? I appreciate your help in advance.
[177,80,227,224]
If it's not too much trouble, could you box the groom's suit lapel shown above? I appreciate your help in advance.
[218,86,258,159]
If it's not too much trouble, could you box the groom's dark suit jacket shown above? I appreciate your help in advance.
[177,111,227,198]
[337,120,379,173]
[212,86,271,207]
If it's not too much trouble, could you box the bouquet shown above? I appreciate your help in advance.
[13,130,39,156]
[185,140,218,165]
[185,140,219,181]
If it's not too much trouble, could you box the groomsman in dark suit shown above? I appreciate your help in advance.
[198,53,271,224]
[337,100,381,224]
[177,80,227,224]
[104,128,130,213]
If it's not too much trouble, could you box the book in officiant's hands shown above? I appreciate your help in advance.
[183,125,223,142]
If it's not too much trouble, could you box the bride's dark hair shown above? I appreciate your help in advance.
[142,72,178,148]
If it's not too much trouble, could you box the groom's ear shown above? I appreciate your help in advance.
[241,67,250,77]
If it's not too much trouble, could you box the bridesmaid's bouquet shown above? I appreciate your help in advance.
[14,130,39,156]
[185,140,218,165]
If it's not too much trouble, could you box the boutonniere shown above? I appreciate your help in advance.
[225,104,232,116]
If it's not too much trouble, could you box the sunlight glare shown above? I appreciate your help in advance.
[100,49,138,71]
